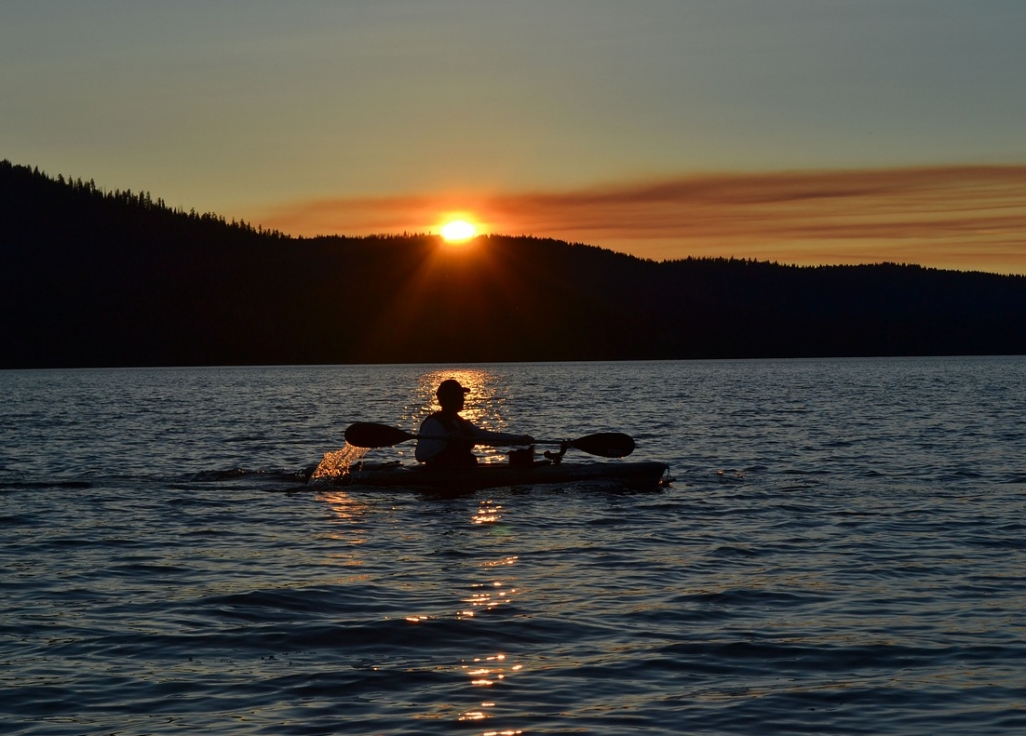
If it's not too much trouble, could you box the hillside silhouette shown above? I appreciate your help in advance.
[3,159,1025,368]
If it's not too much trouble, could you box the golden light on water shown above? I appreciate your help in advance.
[456,554,524,728]
[309,403,528,734]
[415,369,495,422]
[409,369,515,464]
[473,500,503,525]
[483,555,518,568]
[462,580,517,615]
[318,490,366,521]
[463,653,516,688]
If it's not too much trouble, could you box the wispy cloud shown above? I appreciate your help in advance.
[251,166,1026,274]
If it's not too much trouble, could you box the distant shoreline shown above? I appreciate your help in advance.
[4,160,1026,369]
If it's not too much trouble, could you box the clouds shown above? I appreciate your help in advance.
[5,2,1025,273]
[252,166,1026,274]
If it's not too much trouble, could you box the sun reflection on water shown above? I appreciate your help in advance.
[460,580,519,619]
[318,489,367,521]
[398,368,519,464]
[455,548,526,731]
[458,709,488,722]
[462,652,521,688]
[473,499,504,525]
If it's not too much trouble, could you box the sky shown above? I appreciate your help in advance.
[3,0,1025,273]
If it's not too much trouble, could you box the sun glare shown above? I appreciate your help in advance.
[440,219,477,242]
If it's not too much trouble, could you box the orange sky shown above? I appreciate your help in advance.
[6,4,1025,275]
[253,165,1026,275]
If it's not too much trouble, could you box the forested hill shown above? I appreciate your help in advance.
[3,159,1025,368]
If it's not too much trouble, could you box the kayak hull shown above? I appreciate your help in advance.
[338,460,670,492]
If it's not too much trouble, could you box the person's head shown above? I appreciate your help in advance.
[436,379,470,411]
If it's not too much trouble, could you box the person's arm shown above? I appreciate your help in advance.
[414,417,450,462]
[465,422,533,446]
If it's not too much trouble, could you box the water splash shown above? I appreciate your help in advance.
[310,443,369,480]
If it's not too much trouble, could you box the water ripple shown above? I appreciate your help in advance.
[1,359,1024,735]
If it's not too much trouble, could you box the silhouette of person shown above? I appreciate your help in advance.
[415,379,533,467]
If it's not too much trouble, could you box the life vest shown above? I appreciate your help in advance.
[426,411,478,468]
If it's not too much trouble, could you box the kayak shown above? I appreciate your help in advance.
[334,459,671,492]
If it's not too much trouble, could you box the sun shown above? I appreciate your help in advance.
[440,219,477,242]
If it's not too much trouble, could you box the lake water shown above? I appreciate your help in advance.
[1,358,1024,735]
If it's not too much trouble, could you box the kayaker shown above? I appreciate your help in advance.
[415,379,533,467]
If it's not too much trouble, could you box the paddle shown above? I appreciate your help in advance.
[343,422,635,458]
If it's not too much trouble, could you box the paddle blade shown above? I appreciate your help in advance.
[344,422,417,448]
[570,432,636,458]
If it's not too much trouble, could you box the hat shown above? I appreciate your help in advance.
[437,379,470,402]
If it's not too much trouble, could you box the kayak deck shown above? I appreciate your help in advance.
[336,460,671,492]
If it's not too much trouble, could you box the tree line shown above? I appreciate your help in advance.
[3,159,1025,368]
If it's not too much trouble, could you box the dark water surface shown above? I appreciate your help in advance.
[2,359,1024,735]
